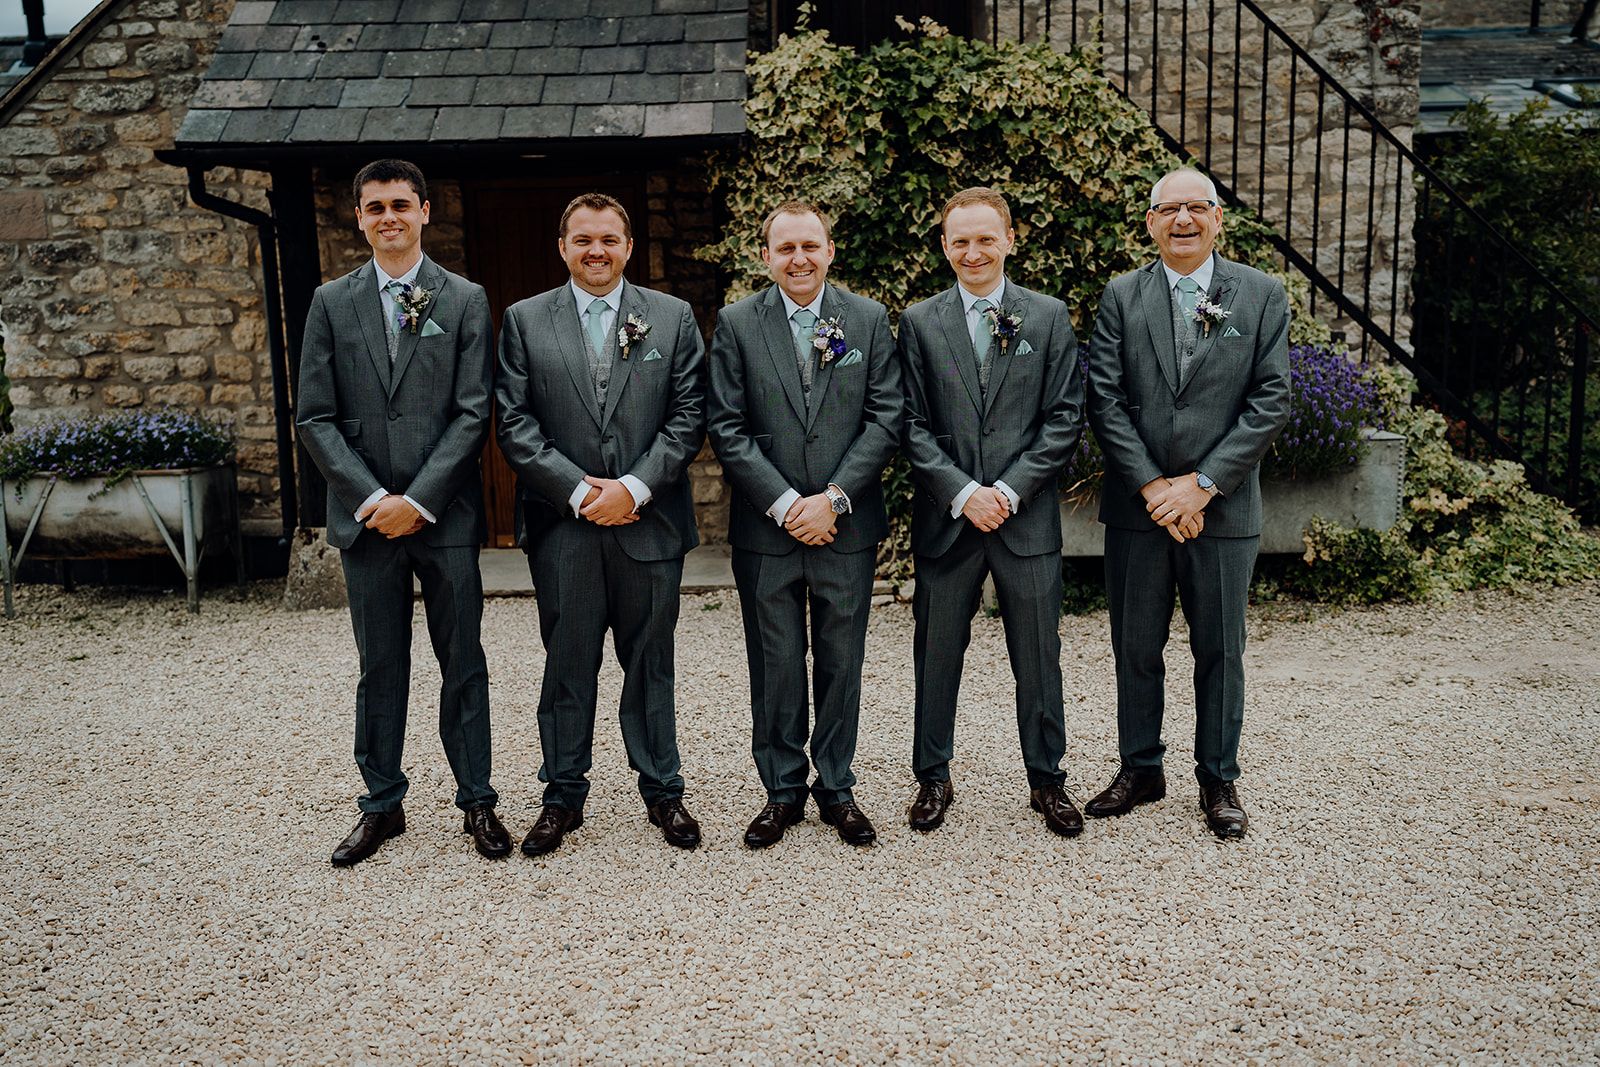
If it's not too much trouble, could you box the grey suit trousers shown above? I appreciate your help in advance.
[1103,526,1259,783]
[341,536,496,814]
[912,525,1067,789]
[527,521,686,810]
[731,544,875,808]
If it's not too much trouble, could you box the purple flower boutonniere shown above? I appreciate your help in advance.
[396,284,433,335]
[1194,290,1231,336]
[983,305,1025,353]
[617,313,651,359]
[811,317,847,365]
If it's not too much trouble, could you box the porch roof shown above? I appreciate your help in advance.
[172,0,749,157]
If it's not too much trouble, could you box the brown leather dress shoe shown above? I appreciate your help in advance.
[462,805,511,859]
[1084,766,1167,818]
[1200,779,1248,840]
[648,798,702,849]
[744,800,805,849]
[907,779,954,832]
[820,800,877,846]
[1029,784,1085,837]
[521,805,583,856]
[331,806,405,867]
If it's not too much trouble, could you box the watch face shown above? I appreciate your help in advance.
[831,496,849,514]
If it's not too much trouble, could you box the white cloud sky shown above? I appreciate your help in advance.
[1,0,103,40]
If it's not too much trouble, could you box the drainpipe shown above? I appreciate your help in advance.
[185,167,298,541]
[22,0,50,65]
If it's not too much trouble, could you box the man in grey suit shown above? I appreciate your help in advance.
[898,187,1087,837]
[707,201,904,849]
[1084,167,1291,839]
[496,193,706,856]
[296,158,509,866]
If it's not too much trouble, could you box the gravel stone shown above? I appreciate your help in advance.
[0,580,1596,1062]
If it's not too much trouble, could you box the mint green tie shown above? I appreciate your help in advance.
[971,298,993,363]
[1176,276,1200,317]
[584,298,609,353]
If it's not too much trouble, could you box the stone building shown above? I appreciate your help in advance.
[1,0,1430,563]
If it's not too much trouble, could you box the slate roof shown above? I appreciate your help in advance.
[175,0,749,149]
[1421,28,1600,133]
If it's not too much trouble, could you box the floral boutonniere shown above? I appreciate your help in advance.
[983,305,1025,353]
[617,313,651,359]
[811,317,847,365]
[396,284,433,335]
[1194,289,1231,336]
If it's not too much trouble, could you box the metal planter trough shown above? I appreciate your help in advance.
[1060,430,1407,556]
[1,465,244,617]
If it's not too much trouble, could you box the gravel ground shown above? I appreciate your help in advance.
[1,577,1597,1064]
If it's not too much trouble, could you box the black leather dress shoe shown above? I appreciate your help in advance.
[648,798,702,849]
[820,800,877,846]
[331,806,405,867]
[744,801,805,849]
[1084,766,1167,818]
[1029,784,1085,837]
[1200,779,1248,840]
[521,806,583,856]
[907,779,954,832]
[462,805,511,859]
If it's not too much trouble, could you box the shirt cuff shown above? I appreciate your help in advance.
[568,480,590,518]
[354,486,387,521]
[402,495,437,524]
[994,480,1020,513]
[950,480,981,519]
[826,483,852,514]
[768,487,801,527]
[619,474,651,513]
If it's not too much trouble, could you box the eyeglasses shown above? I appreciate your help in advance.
[1151,200,1218,218]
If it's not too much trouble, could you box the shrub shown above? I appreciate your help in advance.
[1264,345,1389,480]
[0,409,236,493]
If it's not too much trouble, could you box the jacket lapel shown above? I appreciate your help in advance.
[550,283,603,430]
[1138,262,1180,395]
[981,281,1024,418]
[387,255,444,397]
[804,285,846,430]
[935,288,983,414]
[601,281,647,429]
[760,285,809,426]
[1175,255,1241,397]
[347,262,392,395]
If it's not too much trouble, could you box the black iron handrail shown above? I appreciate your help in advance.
[987,0,1595,513]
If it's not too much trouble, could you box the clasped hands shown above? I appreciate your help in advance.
[961,486,1011,533]
[1141,474,1209,543]
[359,494,426,539]
[784,493,837,546]
[579,475,641,526]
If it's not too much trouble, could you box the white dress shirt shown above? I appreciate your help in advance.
[565,278,652,518]
[1160,252,1215,300]
[948,277,1020,519]
[354,255,437,525]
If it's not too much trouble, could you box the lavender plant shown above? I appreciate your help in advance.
[0,409,235,492]
[1264,345,1386,479]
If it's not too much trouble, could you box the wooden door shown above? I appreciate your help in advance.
[463,177,645,547]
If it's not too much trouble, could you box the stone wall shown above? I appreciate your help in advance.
[983,0,1423,351]
[1425,0,1589,30]
[0,0,282,530]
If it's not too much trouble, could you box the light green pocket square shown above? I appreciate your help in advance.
[420,319,446,338]
[837,348,864,367]
[642,347,664,361]
[1014,339,1035,356]
[1222,324,1243,337]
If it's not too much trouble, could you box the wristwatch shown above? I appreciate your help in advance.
[1195,471,1220,496]
[824,484,850,514]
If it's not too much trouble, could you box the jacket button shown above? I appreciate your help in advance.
[984,427,994,435]
[388,410,399,420]
[603,435,613,444]
[1175,401,1188,410]
[808,434,818,442]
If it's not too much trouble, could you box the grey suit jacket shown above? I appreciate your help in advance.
[496,279,705,562]
[296,255,494,551]
[1087,255,1292,537]
[707,285,903,556]
[899,279,1085,559]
